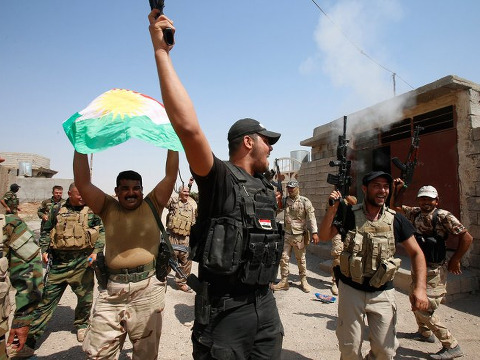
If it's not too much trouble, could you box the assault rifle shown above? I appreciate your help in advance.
[274,158,284,197]
[149,0,175,45]
[391,125,423,188]
[391,125,423,205]
[327,116,352,206]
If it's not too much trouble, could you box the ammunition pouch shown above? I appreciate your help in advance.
[85,228,99,248]
[202,217,245,275]
[414,233,446,264]
[339,251,351,278]
[240,231,283,286]
[9,230,40,262]
[51,207,96,250]
[369,258,401,288]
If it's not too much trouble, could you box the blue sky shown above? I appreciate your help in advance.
[1,0,479,193]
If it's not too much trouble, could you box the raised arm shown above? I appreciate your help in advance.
[318,190,341,241]
[73,151,105,214]
[389,178,405,214]
[152,150,179,208]
[148,11,213,177]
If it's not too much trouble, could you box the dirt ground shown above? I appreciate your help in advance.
[12,204,480,359]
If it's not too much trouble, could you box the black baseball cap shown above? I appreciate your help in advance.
[227,118,281,145]
[362,171,393,186]
[10,183,20,191]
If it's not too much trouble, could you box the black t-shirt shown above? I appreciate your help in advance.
[333,204,415,292]
[192,155,269,296]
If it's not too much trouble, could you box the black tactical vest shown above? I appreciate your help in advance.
[191,162,284,286]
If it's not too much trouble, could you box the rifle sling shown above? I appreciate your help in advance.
[144,197,175,256]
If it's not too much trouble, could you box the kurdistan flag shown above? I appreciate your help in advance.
[63,88,183,154]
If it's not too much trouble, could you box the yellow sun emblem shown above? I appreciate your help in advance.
[95,89,144,120]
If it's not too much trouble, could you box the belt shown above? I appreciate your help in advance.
[51,249,93,259]
[210,286,269,312]
[107,259,156,284]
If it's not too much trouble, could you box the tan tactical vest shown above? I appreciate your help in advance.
[339,205,401,287]
[0,215,11,337]
[284,196,307,235]
[50,206,97,250]
[167,199,195,236]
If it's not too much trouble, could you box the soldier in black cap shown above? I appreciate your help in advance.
[2,183,21,215]
[319,170,428,359]
[149,10,284,359]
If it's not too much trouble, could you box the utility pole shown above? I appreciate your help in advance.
[392,73,397,96]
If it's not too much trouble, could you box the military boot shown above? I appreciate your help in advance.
[300,276,311,293]
[271,277,289,291]
[331,280,338,296]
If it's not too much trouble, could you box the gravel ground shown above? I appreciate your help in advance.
[14,210,480,359]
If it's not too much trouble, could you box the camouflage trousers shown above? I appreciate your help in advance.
[169,233,192,285]
[26,250,94,347]
[279,234,307,278]
[411,263,458,348]
[83,275,166,360]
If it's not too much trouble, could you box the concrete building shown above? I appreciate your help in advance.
[299,75,480,300]
[0,152,72,203]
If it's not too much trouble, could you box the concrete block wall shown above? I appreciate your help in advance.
[458,88,480,271]
[13,178,73,202]
[297,139,337,226]
[1,152,50,170]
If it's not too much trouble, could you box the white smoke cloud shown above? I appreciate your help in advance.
[301,0,412,134]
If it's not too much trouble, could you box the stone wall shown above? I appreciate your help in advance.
[460,88,480,268]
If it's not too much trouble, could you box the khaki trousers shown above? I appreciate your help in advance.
[83,276,166,360]
[337,280,398,360]
[279,234,307,278]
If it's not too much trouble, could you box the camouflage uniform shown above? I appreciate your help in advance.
[165,194,197,286]
[37,196,65,232]
[402,205,467,349]
[2,192,19,215]
[278,194,317,280]
[24,200,104,350]
[0,214,43,360]
[403,205,466,349]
